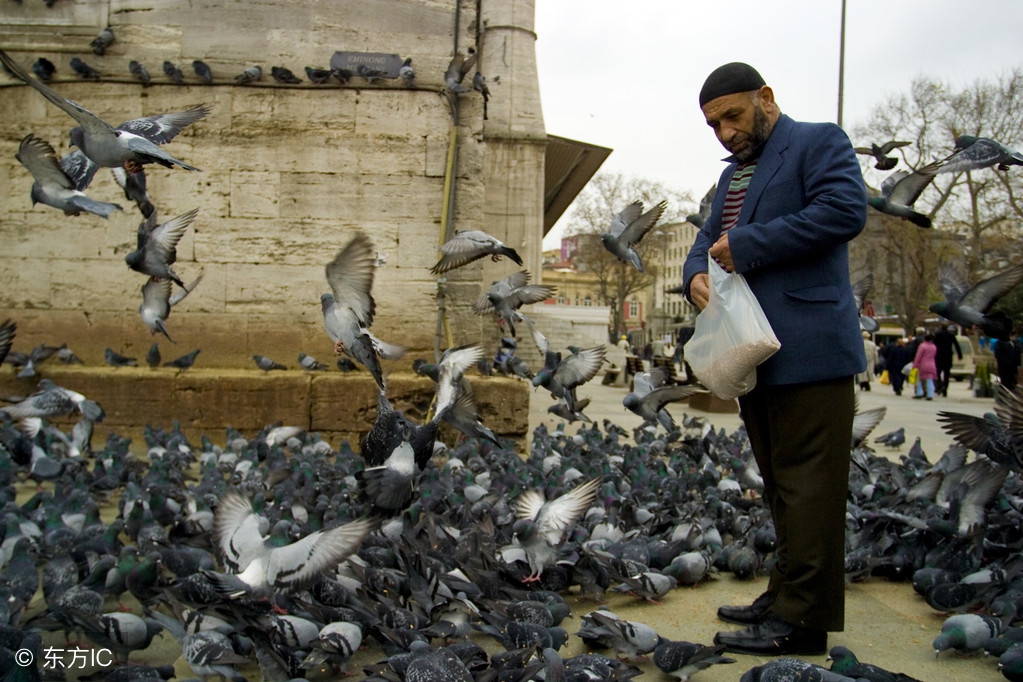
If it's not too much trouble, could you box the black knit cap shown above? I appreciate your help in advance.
[699,62,766,107]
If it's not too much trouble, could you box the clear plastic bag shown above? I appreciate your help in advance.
[683,257,781,400]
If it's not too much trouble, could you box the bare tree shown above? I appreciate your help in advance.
[565,172,691,336]
[852,68,1023,329]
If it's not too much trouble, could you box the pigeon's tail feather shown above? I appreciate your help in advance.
[79,399,105,422]
[500,246,524,266]
[68,196,123,219]
[906,210,932,229]
[368,332,405,361]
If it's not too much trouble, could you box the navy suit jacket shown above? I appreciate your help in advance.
[682,114,867,385]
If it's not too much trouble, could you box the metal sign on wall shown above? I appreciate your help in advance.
[330,52,405,79]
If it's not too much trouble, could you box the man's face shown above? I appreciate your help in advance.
[702,89,775,162]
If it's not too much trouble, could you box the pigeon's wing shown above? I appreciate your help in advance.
[633,368,669,397]
[325,232,377,327]
[0,50,114,135]
[608,201,643,238]
[644,385,698,412]
[957,461,1009,535]
[265,517,375,592]
[851,273,873,311]
[432,231,489,273]
[696,184,715,222]
[520,313,551,358]
[117,104,212,144]
[878,140,912,154]
[886,162,940,206]
[851,406,887,447]
[554,346,607,389]
[505,284,556,309]
[472,271,530,315]
[936,265,972,305]
[58,149,100,191]
[936,411,1011,458]
[471,292,496,315]
[533,477,602,545]
[214,492,266,572]
[512,489,547,522]
[168,272,204,307]
[149,208,199,262]
[958,264,1023,315]
[16,134,74,190]
[141,277,172,318]
[619,199,668,247]
[938,139,1006,174]
[0,320,15,366]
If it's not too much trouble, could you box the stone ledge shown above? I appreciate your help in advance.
[0,366,529,446]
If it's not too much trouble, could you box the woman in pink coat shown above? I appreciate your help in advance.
[912,333,938,400]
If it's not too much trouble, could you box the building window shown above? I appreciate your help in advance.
[628,299,639,318]
[557,295,567,305]
[583,296,592,307]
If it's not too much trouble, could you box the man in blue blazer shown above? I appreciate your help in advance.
[682,63,866,656]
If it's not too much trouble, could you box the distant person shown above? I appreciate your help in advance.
[912,333,938,400]
[994,332,1021,392]
[933,325,962,396]
[675,326,696,384]
[856,331,877,391]
[887,338,914,396]
[617,334,631,354]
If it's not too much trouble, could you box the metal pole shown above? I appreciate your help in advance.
[837,0,847,127]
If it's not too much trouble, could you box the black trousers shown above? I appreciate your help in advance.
[738,375,854,631]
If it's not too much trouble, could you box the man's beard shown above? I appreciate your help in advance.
[730,103,772,162]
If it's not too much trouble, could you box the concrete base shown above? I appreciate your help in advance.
[689,390,740,414]
[0,367,529,446]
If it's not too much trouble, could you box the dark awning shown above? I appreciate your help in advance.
[544,135,612,236]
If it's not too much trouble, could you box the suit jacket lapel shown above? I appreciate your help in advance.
[737,114,793,227]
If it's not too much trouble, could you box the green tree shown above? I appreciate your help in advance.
[565,172,691,337]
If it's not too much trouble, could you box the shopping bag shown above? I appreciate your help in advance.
[901,363,913,377]
[878,369,890,385]
[908,367,919,384]
[683,257,781,400]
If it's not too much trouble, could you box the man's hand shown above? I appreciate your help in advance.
[690,273,710,311]
[709,233,733,271]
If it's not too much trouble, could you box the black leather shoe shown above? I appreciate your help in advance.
[714,613,827,656]
[716,591,776,625]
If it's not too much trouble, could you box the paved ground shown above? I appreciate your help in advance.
[526,369,1004,681]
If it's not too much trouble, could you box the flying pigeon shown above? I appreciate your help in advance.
[854,140,911,170]
[686,184,715,228]
[444,50,477,93]
[472,270,555,337]
[851,272,880,332]
[31,57,55,82]
[506,477,601,582]
[623,368,698,434]
[1,47,209,176]
[271,66,301,84]
[866,161,941,228]
[15,134,123,218]
[125,208,199,287]
[70,56,101,80]
[321,231,405,390]
[601,199,668,272]
[937,135,1023,174]
[163,60,185,84]
[937,386,1023,472]
[139,273,203,343]
[431,229,523,275]
[128,60,151,86]
[525,316,607,415]
[253,355,286,372]
[399,57,414,87]
[112,165,156,218]
[192,60,213,84]
[473,71,491,119]
[929,263,1023,339]
[90,26,115,56]
[210,490,375,597]
[827,645,923,681]
[234,65,262,84]
[0,378,104,422]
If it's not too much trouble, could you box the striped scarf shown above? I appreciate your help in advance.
[720,161,757,233]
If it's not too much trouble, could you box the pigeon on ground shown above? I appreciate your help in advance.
[78,612,164,663]
[209,490,376,597]
[581,611,662,660]
[300,620,363,673]
[623,368,698,434]
[162,60,184,84]
[827,645,923,681]
[105,348,137,367]
[15,134,123,218]
[472,271,555,337]
[938,135,1023,174]
[271,66,301,84]
[601,199,668,272]
[854,140,911,170]
[444,50,477,93]
[929,263,1023,339]
[252,355,286,372]
[505,477,601,582]
[90,26,114,55]
[867,161,941,228]
[305,66,333,84]
[32,57,55,81]
[321,231,405,390]
[164,349,200,370]
[125,208,199,287]
[70,56,101,80]
[0,49,209,176]
[234,65,262,84]
[934,613,1003,655]
[298,353,328,371]
[399,57,414,87]
[139,273,203,343]
[653,638,735,680]
[192,60,213,84]
[181,629,251,681]
[874,426,906,449]
[686,184,715,228]
[128,60,151,86]
[741,657,859,681]
[431,230,523,275]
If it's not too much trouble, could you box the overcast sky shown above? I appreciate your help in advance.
[535,0,1023,248]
